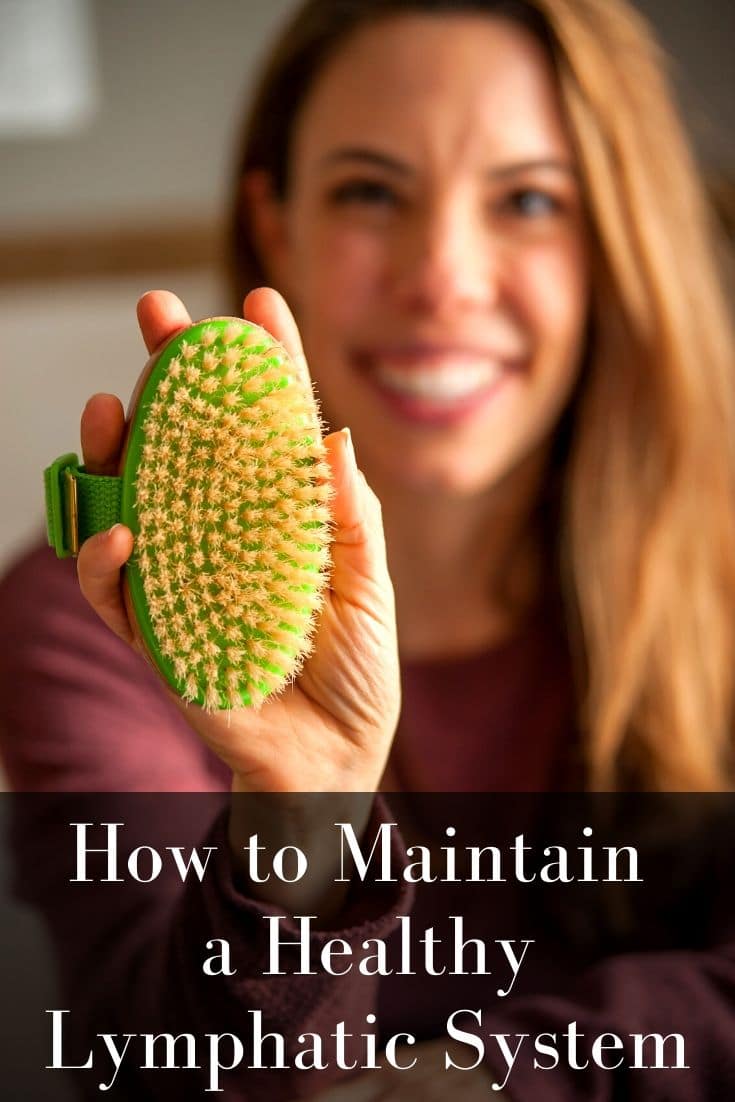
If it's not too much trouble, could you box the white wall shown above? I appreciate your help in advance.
[0,0,299,232]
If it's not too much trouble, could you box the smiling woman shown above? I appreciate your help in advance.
[1,0,735,1099]
[243,13,588,505]
[232,0,735,788]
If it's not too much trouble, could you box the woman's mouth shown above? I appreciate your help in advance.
[354,347,523,426]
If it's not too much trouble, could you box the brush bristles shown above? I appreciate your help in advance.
[131,318,332,710]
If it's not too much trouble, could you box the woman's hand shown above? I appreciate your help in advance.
[77,289,400,909]
[302,1039,500,1100]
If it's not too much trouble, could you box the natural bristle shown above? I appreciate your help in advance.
[128,317,332,710]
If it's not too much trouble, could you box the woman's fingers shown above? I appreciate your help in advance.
[77,525,135,645]
[243,287,312,388]
[323,428,393,603]
[136,289,192,355]
[80,393,126,475]
[139,286,306,380]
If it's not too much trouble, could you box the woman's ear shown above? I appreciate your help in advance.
[239,169,292,293]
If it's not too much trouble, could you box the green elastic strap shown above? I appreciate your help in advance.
[43,453,122,558]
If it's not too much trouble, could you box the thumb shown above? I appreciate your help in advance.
[322,428,393,604]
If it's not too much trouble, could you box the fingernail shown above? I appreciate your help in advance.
[341,426,354,457]
[106,523,121,538]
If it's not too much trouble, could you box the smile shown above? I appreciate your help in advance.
[354,346,524,426]
[374,360,504,402]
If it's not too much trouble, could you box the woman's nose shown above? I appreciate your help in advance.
[390,198,496,316]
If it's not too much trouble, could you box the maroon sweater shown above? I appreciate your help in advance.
[1,545,734,1100]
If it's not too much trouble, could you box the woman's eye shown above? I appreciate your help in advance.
[329,179,399,207]
[502,189,561,217]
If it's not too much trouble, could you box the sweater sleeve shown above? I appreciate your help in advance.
[0,545,414,1099]
[479,941,735,1100]
[10,792,413,1100]
[474,804,735,1101]
[0,543,227,792]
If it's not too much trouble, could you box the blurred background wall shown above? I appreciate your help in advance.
[0,0,733,575]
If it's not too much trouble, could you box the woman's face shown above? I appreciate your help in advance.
[254,14,589,496]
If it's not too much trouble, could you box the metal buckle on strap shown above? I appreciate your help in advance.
[43,452,80,558]
[65,468,80,556]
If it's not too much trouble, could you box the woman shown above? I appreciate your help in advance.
[1,0,734,1098]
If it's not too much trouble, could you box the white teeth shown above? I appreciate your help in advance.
[374,361,502,401]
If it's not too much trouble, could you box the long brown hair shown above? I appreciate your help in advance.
[229,0,735,790]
